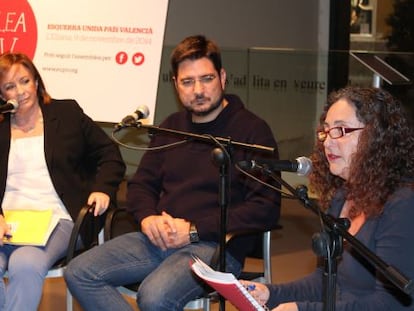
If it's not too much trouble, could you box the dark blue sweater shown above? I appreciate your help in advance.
[127,94,281,263]
[267,185,414,311]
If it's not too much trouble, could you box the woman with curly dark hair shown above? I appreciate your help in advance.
[242,86,414,311]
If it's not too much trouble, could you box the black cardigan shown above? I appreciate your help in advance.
[0,99,126,221]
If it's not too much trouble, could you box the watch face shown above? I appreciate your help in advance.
[190,231,199,243]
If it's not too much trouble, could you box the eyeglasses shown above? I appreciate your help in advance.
[178,74,216,88]
[317,126,364,142]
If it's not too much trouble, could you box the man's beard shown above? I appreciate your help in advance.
[187,93,225,117]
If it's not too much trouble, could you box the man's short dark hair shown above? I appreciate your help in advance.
[170,35,222,78]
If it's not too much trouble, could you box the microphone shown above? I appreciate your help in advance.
[239,156,312,176]
[115,105,150,130]
[0,99,19,114]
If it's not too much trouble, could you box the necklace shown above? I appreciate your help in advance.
[11,112,43,133]
[11,122,36,133]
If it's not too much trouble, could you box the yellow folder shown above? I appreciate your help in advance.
[3,209,59,246]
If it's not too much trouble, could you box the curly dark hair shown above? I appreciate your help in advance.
[309,86,414,218]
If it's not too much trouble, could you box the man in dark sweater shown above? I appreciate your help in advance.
[65,35,281,311]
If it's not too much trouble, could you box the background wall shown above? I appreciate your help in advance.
[163,0,329,49]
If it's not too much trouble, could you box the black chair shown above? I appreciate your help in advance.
[51,204,104,310]
[103,207,275,311]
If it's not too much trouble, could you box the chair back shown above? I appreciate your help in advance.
[238,230,272,283]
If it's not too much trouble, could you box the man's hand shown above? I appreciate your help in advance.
[141,211,191,250]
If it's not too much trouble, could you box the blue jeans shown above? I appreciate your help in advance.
[0,219,73,311]
[65,231,242,311]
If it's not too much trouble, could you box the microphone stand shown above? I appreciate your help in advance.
[261,168,413,311]
[121,122,276,311]
[135,123,276,154]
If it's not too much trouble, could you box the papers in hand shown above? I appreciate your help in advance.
[190,256,265,311]
[3,209,59,246]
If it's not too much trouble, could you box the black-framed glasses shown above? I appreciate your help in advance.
[317,126,364,142]
[179,74,216,88]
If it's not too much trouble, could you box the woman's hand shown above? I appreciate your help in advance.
[239,280,298,311]
[239,280,270,307]
[87,192,110,216]
[273,302,298,311]
[0,214,12,246]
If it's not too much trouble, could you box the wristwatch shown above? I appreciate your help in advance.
[189,222,200,243]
